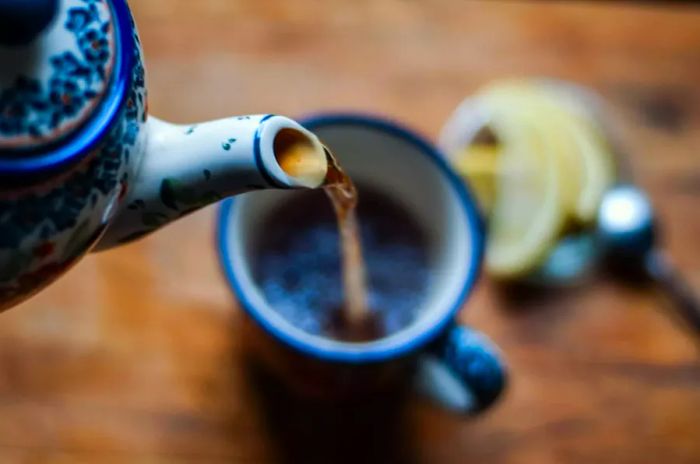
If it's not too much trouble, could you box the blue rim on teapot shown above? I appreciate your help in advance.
[0,0,134,174]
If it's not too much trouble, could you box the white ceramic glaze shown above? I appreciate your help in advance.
[95,114,325,249]
[0,0,116,151]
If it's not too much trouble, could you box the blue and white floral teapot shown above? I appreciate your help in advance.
[0,0,328,310]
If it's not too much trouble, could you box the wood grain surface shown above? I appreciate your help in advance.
[2,1,700,462]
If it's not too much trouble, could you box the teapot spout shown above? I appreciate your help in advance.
[95,114,327,250]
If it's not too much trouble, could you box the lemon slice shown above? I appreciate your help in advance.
[557,107,614,222]
[478,100,568,278]
[480,82,583,219]
[453,143,501,212]
[480,80,614,224]
[446,78,615,278]
[536,83,615,222]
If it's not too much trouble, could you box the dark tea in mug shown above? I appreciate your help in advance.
[252,185,431,342]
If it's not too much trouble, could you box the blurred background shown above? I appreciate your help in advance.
[1,0,699,462]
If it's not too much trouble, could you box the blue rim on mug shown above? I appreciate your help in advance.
[217,113,485,363]
[0,0,134,175]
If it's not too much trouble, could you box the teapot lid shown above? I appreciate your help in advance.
[0,0,133,176]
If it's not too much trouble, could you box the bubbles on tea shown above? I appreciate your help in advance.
[253,185,431,341]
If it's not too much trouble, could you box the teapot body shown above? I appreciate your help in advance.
[0,0,327,311]
[0,0,147,308]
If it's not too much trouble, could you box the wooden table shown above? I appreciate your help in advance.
[2,1,700,462]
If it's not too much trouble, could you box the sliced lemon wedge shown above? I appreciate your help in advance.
[453,143,501,212]
[480,100,568,278]
[536,84,615,223]
[480,82,583,219]
[450,79,615,278]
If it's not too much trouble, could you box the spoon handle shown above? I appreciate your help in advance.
[645,250,700,334]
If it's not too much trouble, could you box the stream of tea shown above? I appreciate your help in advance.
[321,148,377,339]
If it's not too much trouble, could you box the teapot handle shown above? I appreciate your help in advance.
[0,0,58,46]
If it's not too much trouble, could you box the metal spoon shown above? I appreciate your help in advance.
[597,184,700,334]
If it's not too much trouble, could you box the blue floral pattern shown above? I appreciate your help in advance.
[0,12,147,306]
[0,0,113,140]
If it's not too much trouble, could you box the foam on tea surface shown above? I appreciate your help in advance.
[253,185,431,342]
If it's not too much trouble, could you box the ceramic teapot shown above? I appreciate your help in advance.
[0,0,328,310]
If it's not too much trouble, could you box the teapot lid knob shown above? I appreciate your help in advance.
[0,0,59,46]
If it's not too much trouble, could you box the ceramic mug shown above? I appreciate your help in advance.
[217,114,506,413]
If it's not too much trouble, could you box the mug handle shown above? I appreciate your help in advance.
[415,325,507,414]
